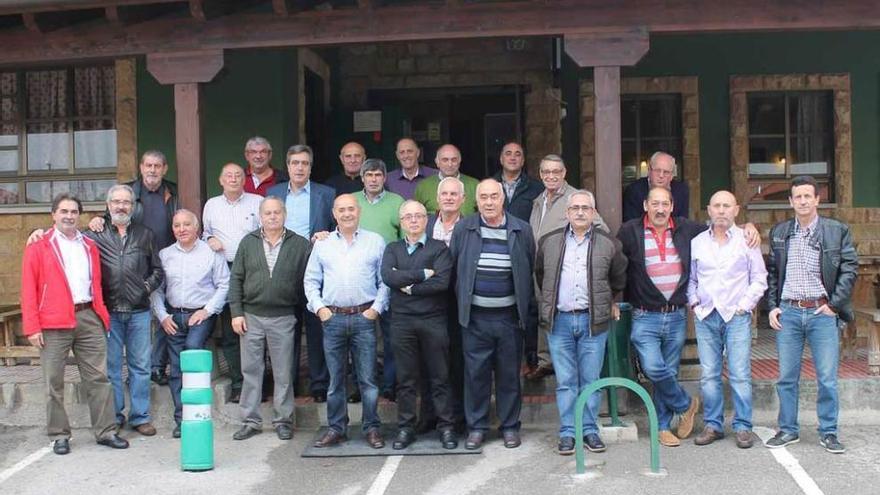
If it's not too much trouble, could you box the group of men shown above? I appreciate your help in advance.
[20,135,856,459]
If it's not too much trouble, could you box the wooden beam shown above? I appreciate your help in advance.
[564,29,649,67]
[146,49,224,84]
[2,0,880,65]
[21,12,40,32]
[174,82,205,215]
[1,0,184,16]
[593,66,622,234]
[105,3,176,27]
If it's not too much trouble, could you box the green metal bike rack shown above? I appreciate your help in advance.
[574,376,660,475]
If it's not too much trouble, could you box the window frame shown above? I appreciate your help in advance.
[620,92,685,187]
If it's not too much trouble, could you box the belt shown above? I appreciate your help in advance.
[638,304,682,313]
[326,302,373,315]
[559,308,590,315]
[73,302,92,312]
[784,298,828,309]
[166,305,201,313]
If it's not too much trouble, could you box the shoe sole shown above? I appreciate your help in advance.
[765,437,799,449]
[558,449,574,456]
[585,446,607,453]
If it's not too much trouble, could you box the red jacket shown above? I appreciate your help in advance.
[20,228,110,336]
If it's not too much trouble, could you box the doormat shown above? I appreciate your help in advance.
[301,425,482,457]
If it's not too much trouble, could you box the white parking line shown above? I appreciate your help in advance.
[753,426,825,495]
[0,446,51,485]
[365,455,403,495]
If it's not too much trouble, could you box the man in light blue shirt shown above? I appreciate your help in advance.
[151,209,229,438]
[304,194,389,449]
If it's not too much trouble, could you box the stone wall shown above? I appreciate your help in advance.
[337,38,561,174]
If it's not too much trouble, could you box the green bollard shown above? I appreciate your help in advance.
[180,349,214,471]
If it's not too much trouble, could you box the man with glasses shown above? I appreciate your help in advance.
[381,200,457,450]
[243,136,288,197]
[622,151,689,222]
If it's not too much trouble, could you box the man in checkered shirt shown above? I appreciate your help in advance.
[765,175,858,454]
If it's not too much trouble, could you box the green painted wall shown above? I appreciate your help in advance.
[137,48,299,198]
[568,31,880,207]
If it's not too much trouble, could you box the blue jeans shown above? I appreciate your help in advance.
[630,307,690,430]
[547,311,608,438]
[696,310,752,432]
[165,309,215,424]
[776,303,840,436]
[107,310,153,426]
[323,313,380,434]
[151,317,169,373]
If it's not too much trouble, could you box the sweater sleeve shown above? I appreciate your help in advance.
[411,245,453,296]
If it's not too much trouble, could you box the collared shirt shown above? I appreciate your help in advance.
[688,225,768,322]
[52,229,92,304]
[432,213,461,247]
[406,233,427,255]
[386,165,438,200]
[150,239,230,322]
[363,190,386,205]
[502,172,523,203]
[140,183,173,249]
[244,167,281,197]
[304,228,389,315]
[284,181,311,238]
[644,216,682,301]
[262,228,286,277]
[557,227,591,312]
[781,215,827,301]
[202,192,262,262]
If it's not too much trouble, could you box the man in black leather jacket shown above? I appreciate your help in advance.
[86,184,164,437]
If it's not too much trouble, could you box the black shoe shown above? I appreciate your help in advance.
[464,431,484,450]
[381,389,396,402]
[415,418,437,435]
[440,429,458,450]
[348,391,361,403]
[233,425,262,441]
[502,430,521,449]
[584,433,607,453]
[312,391,327,403]
[392,429,415,450]
[558,436,575,455]
[765,431,799,448]
[150,370,168,386]
[97,434,129,449]
[228,388,242,403]
[53,439,70,455]
[172,425,181,439]
[819,434,846,454]
[275,424,293,441]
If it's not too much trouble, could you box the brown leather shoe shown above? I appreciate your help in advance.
[525,366,554,380]
[735,430,754,449]
[658,430,681,447]
[677,396,701,439]
[694,426,724,446]
[134,423,157,436]
[366,429,385,449]
[313,429,347,448]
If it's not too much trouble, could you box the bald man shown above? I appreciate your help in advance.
[622,151,690,222]
[687,191,767,449]
[449,179,535,450]
[326,142,366,196]
[386,138,439,200]
[413,144,479,216]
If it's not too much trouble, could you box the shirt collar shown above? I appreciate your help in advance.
[709,224,738,240]
[480,214,507,228]
[399,166,424,181]
[173,240,199,253]
[795,215,819,233]
[406,233,427,248]
[52,228,84,244]
[567,224,592,240]
[362,189,386,204]
[288,180,311,194]
[643,215,675,234]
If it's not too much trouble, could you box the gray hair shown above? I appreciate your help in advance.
[566,189,596,208]
[106,184,135,203]
[360,158,387,177]
[260,195,287,214]
[286,144,313,164]
[172,208,200,229]
[436,176,465,198]
[539,154,565,169]
[245,136,272,153]
[649,151,678,175]
[398,199,427,217]
[140,149,167,165]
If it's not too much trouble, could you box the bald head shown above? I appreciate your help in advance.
[333,193,361,234]
[340,142,366,177]
[396,138,420,172]
[435,144,462,177]
[707,190,739,231]
[476,178,504,225]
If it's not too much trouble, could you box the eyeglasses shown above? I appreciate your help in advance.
[400,213,427,222]
[540,169,564,176]
[109,199,133,206]
[567,205,594,213]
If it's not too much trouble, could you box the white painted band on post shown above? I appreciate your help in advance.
[182,404,213,421]
[182,372,212,389]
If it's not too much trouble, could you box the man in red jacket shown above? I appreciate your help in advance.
[20,193,129,455]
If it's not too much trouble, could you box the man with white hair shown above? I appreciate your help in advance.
[243,136,288,197]
[622,151,689,222]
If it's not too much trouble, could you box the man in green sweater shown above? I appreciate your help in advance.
[413,144,479,216]
[228,196,311,441]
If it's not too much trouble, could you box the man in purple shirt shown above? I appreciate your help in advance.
[385,138,438,200]
[687,190,767,449]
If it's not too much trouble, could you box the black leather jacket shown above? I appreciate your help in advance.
[86,223,164,312]
[767,216,858,322]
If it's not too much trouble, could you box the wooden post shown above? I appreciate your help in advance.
[594,66,623,234]
[146,50,224,216]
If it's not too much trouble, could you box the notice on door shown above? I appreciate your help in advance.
[353,111,382,132]
[427,122,441,142]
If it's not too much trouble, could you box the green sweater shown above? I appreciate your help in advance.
[229,229,311,317]
[413,173,479,216]
[356,190,405,243]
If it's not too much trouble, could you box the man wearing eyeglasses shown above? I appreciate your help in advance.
[622,151,689,222]
[380,200,457,450]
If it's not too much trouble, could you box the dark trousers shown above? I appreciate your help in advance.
[462,306,523,433]
[391,313,454,431]
[218,303,243,392]
[419,300,464,427]
[294,304,328,395]
[166,309,215,424]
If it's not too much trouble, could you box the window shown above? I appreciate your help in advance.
[0,65,117,205]
[621,94,683,187]
[746,91,834,203]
